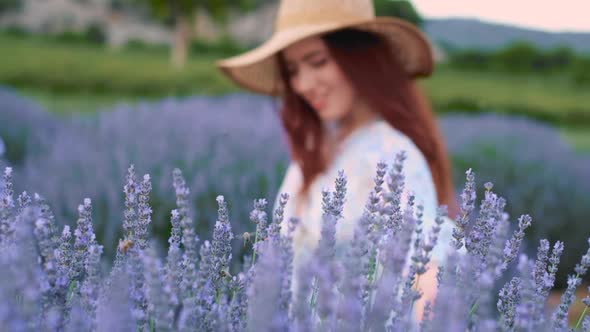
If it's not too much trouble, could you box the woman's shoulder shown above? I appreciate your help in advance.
[339,119,425,170]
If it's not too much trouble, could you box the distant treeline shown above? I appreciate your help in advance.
[446,41,590,85]
[1,25,249,56]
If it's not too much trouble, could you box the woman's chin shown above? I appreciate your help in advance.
[317,110,341,122]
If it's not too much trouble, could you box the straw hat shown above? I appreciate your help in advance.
[216,0,435,96]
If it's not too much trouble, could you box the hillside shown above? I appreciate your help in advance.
[425,18,590,54]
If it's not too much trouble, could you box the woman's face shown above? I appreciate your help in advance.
[282,35,358,122]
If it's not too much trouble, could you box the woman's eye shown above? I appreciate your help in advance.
[312,58,327,67]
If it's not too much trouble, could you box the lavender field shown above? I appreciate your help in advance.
[2,87,590,330]
[2,88,589,284]
[2,152,590,331]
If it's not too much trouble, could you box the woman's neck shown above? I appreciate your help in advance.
[323,101,381,163]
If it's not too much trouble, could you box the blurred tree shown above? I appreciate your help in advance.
[544,46,575,71]
[131,0,269,68]
[373,0,423,28]
[448,48,492,71]
[130,0,226,68]
[572,57,590,86]
[0,0,22,15]
[493,41,539,73]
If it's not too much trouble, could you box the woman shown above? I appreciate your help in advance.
[217,0,459,323]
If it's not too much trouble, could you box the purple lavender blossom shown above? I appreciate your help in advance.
[268,193,289,244]
[210,195,234,291]
[64,296,93,332]
[4,135,590,331]
[552,238,590,330]
[16,190,31,214]
[465,182,507,278]
[72,198,98,282]
[452,168,476,250]
[246,240,287,331]
[96,268,135,332]
[0,167,15,244]
[135,174,153,250]
[173,168,200,300]
[54,225,73,308]
[79,242,103,327]
[497,277,522,329]
[497,214,532,277]
[122,165,139,241]
[382,152,406,234]
[331,169,347,220]
[141,245,176,331]
[126,246,149,330]
[164,209,183,318]
[229,273,247,332]
[292,262,314,332]
[249,198,269,261]
[318,188,338,263]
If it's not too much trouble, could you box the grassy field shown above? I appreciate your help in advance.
[423,67,590,126]
[0,33,235,97]
[2,32,589,152]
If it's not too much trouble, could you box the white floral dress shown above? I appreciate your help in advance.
[274,118,454,278]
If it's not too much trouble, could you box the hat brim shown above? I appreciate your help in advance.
[216,17,434,96]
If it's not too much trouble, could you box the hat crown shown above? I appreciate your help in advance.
[275,0,376,31]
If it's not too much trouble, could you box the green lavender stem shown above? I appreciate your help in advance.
[469,299,480,317]
[251,226,260,265]
[575,305,589,330]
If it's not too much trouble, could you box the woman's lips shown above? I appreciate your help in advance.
[311,98,326,110]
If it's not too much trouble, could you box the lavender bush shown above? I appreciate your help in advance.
[2,92,288,259]
[2,90,589,289]
[441,113,590,287]
[0,87,61,166]
[2,152,590,331]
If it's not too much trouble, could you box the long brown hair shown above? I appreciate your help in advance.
[276,28,459,217]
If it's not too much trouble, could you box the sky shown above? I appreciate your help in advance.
[411,0,590,33]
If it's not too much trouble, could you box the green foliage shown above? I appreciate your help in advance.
[135,0,269,25]
[446,48,492,71]
[572,57,590,86]
[0,0,22,14]
[447,41,590,86]
[373,0,423,27]
[190,35,248,56]
[493,41,539,72]
[423,66,590,127]
[51,22,107,45]
[1,25,28,37]
[235,0,275,12]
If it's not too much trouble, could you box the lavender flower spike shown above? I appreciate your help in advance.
[250,198,269,260]
[452,168,477,250]
[552,238,590,330]
[72,198,97,282]
[0,167,16,243]
[134,174,152,250]
[172,168,199,300]
[268,193,289,243]
[331,169,347,220]
[122,164,139,240]
[497,277,522,330]
[211,195,234,291]
[382,152,406,234]
[498,214,532,276]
